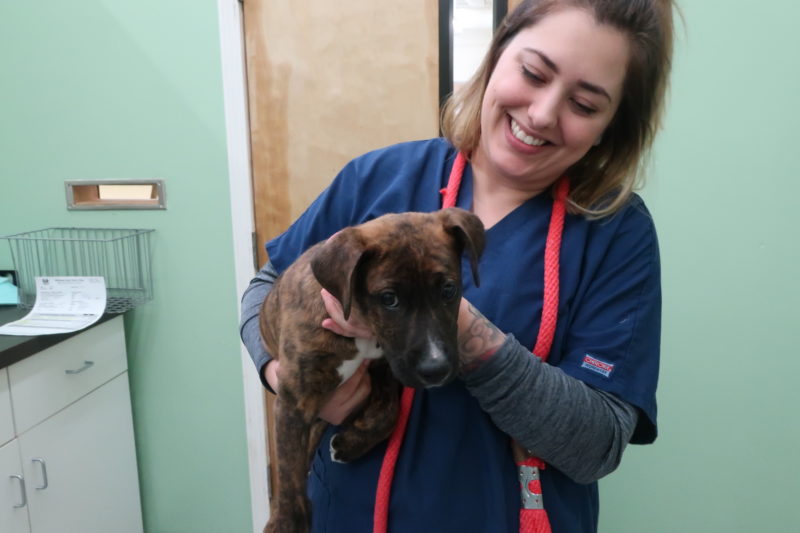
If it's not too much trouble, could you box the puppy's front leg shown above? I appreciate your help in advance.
[329,362,401,464]
[265,394,316,533]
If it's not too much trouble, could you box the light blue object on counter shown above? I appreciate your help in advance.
[0,274,20,305]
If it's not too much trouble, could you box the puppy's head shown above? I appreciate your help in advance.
[311,208,485,388]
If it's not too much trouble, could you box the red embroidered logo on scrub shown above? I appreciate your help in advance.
[581,354,615,378]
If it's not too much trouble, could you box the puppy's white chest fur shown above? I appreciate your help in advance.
[336,338,383,383]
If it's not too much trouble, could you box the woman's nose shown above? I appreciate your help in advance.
[528,91,560,131]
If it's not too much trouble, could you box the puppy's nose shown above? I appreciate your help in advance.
[415,357,453,386]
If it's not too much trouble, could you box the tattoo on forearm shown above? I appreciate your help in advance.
[459,303,505,372]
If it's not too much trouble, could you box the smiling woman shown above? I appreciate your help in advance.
[240,1,675,532]
[471,10,630,227]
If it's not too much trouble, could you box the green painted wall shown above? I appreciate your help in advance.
[600,1,800,531]
[0,2,252,532]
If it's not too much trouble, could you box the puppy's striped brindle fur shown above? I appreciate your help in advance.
[260,208,484,533]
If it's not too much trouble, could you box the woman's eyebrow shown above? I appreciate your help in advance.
[525,48,560,73]
[524,47,613,102]
[577,81,612,102]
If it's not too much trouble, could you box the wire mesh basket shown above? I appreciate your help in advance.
[1,227,155,313]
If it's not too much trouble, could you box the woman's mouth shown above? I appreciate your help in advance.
[510,118,549,147]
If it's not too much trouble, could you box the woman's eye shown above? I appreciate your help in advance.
[521,66,545,84]
[571,100,597,116]
[380,291,400,309]
[441,282,458,302]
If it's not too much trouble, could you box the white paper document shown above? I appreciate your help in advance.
[0,277,107,336]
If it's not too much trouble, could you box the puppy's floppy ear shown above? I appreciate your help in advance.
[439,207,486,287]
[310,228,371,320]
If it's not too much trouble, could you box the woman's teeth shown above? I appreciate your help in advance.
[511,119,547,147]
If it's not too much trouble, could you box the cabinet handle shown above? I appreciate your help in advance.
[32,458,49,490]
[65,360,94,374]
[9,474,27,508]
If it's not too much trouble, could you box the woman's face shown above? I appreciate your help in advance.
[477,7,630,190]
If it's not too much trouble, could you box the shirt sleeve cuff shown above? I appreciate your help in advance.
[461,333,531,390]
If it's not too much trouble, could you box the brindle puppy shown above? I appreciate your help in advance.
[260,208,484,533]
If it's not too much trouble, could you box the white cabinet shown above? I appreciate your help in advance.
[1,317,143,533]
[1,439,29,533]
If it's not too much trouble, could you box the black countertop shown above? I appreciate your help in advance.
[0,306,116,370]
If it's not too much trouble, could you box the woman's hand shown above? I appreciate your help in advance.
[264,358,372,426]
[264,359,281,392]
[317,288,375,424]
[318,360,372,425]
[457,297,506,373]
[320,289,374,339]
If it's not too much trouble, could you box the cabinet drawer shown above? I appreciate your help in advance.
[0,369,13,445]
[9,317,127,434]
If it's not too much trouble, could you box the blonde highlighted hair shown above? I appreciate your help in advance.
[441,0,675,218]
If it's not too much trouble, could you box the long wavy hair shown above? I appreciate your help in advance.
[441,0,676,218]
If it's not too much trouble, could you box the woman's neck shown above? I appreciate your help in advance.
[469,152,550,230]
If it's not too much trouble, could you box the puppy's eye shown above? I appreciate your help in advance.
[441,282,458,302]
[380,291,400,309]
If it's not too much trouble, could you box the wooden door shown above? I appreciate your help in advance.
[242,0,441,497]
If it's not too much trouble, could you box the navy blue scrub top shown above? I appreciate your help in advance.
[266,138,661,533]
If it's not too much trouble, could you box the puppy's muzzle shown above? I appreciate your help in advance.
[415,355,454,386]
[407,338,457,388]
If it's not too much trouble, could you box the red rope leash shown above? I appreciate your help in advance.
[372,387,415,533]
[517,176,569,533]
[532,178,568,360]
[373,151,569,533]
[439,150,467,209]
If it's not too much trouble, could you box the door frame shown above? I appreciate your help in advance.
[216,1,269,532]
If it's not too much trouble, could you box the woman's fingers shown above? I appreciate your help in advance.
[320,317,349,337]
[320,288,345,321]
[264,360,280,392]
[320,289,374,339]
[318,361,372,425]
[272,358,371,425]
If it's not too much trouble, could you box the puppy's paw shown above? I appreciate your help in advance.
[329,435,348,464]
[330,432,374,463]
